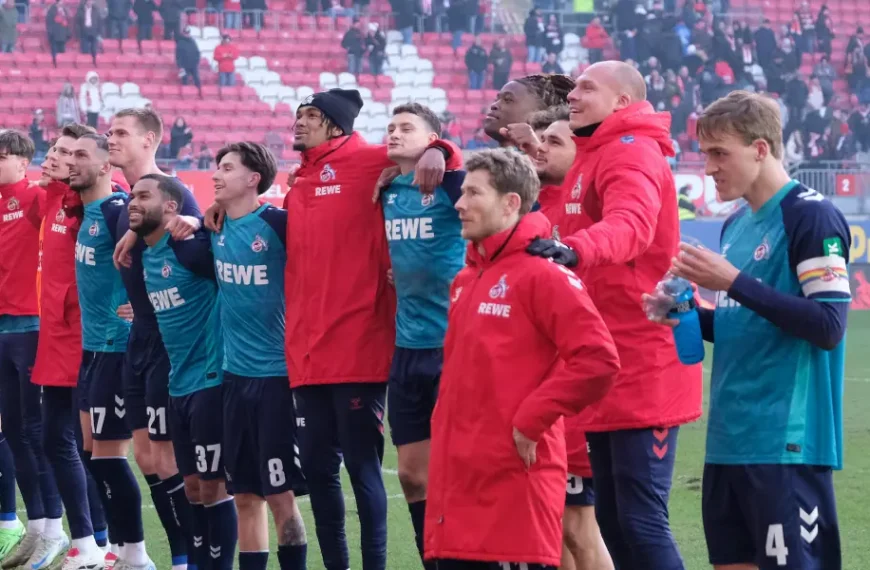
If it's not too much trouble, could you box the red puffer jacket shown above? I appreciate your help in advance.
[556,101,703,432]
[0,180,44,318]
[284,132,461,387]
[33,181,85,387]
[425,213,619,566]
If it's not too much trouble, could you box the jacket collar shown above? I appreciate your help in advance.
[466,212,552,269]
[0,178,29,199]
[300,132,361,167]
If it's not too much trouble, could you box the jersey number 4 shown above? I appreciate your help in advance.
[766,523,789,566]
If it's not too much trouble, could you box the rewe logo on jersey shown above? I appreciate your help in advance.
[75,241,96,266]
[89,221,99,237]
[149,287,186,311]
[215,260,269,285]
[385,217,435,240]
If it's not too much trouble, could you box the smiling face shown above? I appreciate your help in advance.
[535,120,576,185]
[293,106,341,151]
[567,68,625,130]
[483,81,542,142]
[212,151,257,205]
[128,178,169,236]
[107,115,156,168]
[386,112,438,162]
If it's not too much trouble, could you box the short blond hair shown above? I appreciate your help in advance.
[697,90,783,159]
[465,148,541,215]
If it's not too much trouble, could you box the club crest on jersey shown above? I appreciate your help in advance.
[55,208,66,223]
[6,197,19,211]
[753,237,770,261]
[217,234,225,247]
[251,234,268,253]
[571,175,582,199]
[320,164,336,183]
[161,262,172,278]
[489,274,509,299]
[421,193,434,207]
[88,221,99,236]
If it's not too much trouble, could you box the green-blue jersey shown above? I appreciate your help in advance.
[211,204,287,378]
[75,193,130,352]
[709,181,850,469]
[382,171,465,349]
[143,231,222,397]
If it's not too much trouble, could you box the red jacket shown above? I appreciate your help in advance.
[283,133,461,387]
[0,180,43,319]
[213,43,239,73]
[556,101,702,432]
[582,23,610,50]
[32,181,85,387]
[425,213,619,566]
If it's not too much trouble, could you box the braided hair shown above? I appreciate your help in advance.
[515,74,576,109]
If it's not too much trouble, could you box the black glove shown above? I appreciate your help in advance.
[526,237,579,268]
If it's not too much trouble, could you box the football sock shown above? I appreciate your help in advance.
[44,517,64,539]
[81,450,109,541]
[205,498,237,570]
[146,473,189,562]
[190,503,208,570]
[239,551,269,570]
[408,500,434,569]
[88,458,144,544]
[277,544,307,570]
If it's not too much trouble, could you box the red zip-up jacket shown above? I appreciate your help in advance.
[32,181,85,387]
[283,132,461,387]
[0,179,44,319]
[425,213,619,566]
[555,101,702,432]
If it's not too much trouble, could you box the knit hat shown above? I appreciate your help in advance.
[299,89,364,135]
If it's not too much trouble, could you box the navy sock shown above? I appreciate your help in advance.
[190,503,208,570]
[88,458,144,543]
[205,498,237,570]
[94,527,108,548]
[277,544,307,570]
[81,450,109,539]
[238,551,268,570]
[0,434,17,517]
[146,473,189,561]
[408,500,434,569]
[165,474,194,559]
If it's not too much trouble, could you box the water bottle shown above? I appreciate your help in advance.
[662,276,705,365]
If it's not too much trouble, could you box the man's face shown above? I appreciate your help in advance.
[700,132,763,202]
[107,116,153,168]
[212,152,256,204]
[68,138,108,192]
[386,112,436,162]
[129,178,171,236]
[455,169,515,242]
[293,106,334,151]
[535,121,576,185]
[0,150,28,186]
[567,67,624,130]
[49,135,76,180]
[484,82,541,141]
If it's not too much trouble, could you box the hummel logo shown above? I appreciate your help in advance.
[800,506,819,543]
[210,546,222,559]
[193,536,203,547]
[114,395,125,418]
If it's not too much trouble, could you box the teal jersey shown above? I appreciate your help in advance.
[382,171,466,349]
[75,193,130,352]
[0,316,39,334]
[143,232,223,397]
[211,204,287,377]
[709,181,851,469]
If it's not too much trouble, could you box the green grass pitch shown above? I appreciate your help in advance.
[119,311,870,568]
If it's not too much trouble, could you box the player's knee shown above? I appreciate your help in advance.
[397,465,427,502]
[132,433,155,473]
[199,479,228,505]
[183,476,202,504]
[92,438,130,458]
[153,442,179,479]
[235,493,266,518]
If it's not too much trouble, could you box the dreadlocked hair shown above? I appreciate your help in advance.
[516,74,575,109]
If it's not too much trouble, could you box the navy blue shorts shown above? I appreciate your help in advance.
[76,351,96,413]
[222,372,307,498]
[82,352,133,441]
[703,464,841,569]
[125,326,171,440]
[387,347,441,446]
[565,474,595,507]
[169,384,224,480]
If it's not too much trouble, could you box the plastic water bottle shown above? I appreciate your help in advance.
[662,276,705,365]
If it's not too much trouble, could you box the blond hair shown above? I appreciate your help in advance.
[697,90,784,159]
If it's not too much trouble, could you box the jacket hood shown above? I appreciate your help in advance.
[85,70,99,83]
[466,211,552,268]
[299,132,363,166]
[580,101,675,157]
